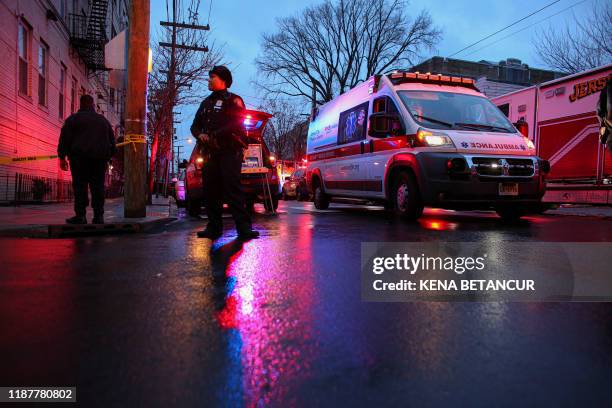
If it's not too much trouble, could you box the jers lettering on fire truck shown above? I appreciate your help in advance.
[569,75,609,103]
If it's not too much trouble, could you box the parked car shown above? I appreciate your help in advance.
[281,168,308,200]
[181,109,280,217]
[171,170,186,207]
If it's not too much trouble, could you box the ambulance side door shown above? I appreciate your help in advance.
[324,101,370,195]
[364,95,406,198]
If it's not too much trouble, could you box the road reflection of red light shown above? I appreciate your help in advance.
[419,218,458,231]
[216,296,239,330]
[0,239,78,381]
[213,217,316,406]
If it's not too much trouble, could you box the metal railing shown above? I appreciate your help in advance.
[1,173,123,205]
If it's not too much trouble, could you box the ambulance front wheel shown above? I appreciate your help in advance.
[313,185,330,210]
[391,171,423,220]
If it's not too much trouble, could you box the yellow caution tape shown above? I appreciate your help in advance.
[0,154,58,165]
[116,133,147,151]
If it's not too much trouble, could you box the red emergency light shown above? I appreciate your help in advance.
[242,109,273,137]
[388,71,479,91]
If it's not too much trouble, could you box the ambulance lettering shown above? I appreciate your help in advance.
[465,142,524,150]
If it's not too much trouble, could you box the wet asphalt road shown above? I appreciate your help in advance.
[1,201,611,407]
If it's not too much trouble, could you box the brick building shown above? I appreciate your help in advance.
[0,0,128,203]
[410,56,567,98]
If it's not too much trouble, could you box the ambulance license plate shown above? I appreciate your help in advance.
[498,182,519,196]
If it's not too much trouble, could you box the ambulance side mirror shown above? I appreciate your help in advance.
[369,112,403,138]
[513,119,529,137]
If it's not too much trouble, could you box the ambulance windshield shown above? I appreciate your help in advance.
[398,91,515,133]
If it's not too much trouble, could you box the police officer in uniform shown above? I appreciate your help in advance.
[190,66,259,240]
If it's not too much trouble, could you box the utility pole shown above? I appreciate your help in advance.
[158,0,209,196]
[175,145,181,168]
[124,0,150,217]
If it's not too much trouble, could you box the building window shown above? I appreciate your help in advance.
[59,64,67,119]
[497,103,510,117]
[60,0,66,19]
[37,41,49,106]
[70,77,77,114]
[18,21,30,96]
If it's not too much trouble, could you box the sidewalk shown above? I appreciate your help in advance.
[0,197,177,237]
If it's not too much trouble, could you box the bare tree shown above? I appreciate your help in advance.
[255,0,441,108]
[285,120,309,162]
[534,1,611,74]
[146,2,224,195]
[257,98,304,162]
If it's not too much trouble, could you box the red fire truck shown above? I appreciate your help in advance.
[492,64,611,204]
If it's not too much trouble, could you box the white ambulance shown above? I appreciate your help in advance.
[305,72,550,220]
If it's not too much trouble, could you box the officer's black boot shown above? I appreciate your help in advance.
[66,215,87,224]
[197,225,223,240]
[237,226,259,240]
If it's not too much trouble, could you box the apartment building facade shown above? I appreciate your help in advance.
[0,0,128,202]
[410,56,567,98]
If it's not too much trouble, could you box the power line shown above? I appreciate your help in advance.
[448,0,561,58]
[463,0,591,58]
[207,0,213,26]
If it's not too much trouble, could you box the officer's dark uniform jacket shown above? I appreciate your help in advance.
[190,90,247,155]
[58,106,116,160]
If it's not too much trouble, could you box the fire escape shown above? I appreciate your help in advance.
[68,0,109,72]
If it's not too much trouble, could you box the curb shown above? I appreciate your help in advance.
[0,217,177,238]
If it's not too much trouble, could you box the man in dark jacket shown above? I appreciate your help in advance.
[58,95,116,224]
[190,65,259,240]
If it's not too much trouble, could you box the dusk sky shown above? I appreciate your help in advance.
[149,0,595,152]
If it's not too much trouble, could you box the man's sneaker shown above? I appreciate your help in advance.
[197,228,223,240]
[237,229,259,240]
[66,215,87,224]
[92,215,104,224]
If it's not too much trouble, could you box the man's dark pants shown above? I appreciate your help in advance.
[69,156,107,217]
[202,151,251,233]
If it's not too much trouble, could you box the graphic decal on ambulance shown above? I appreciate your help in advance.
[338,102,369,144]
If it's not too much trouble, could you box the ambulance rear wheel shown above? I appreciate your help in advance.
[313,185,330,210]
[392,171,423,220]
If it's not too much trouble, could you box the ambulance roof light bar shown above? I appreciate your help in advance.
[388,71,479,91]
